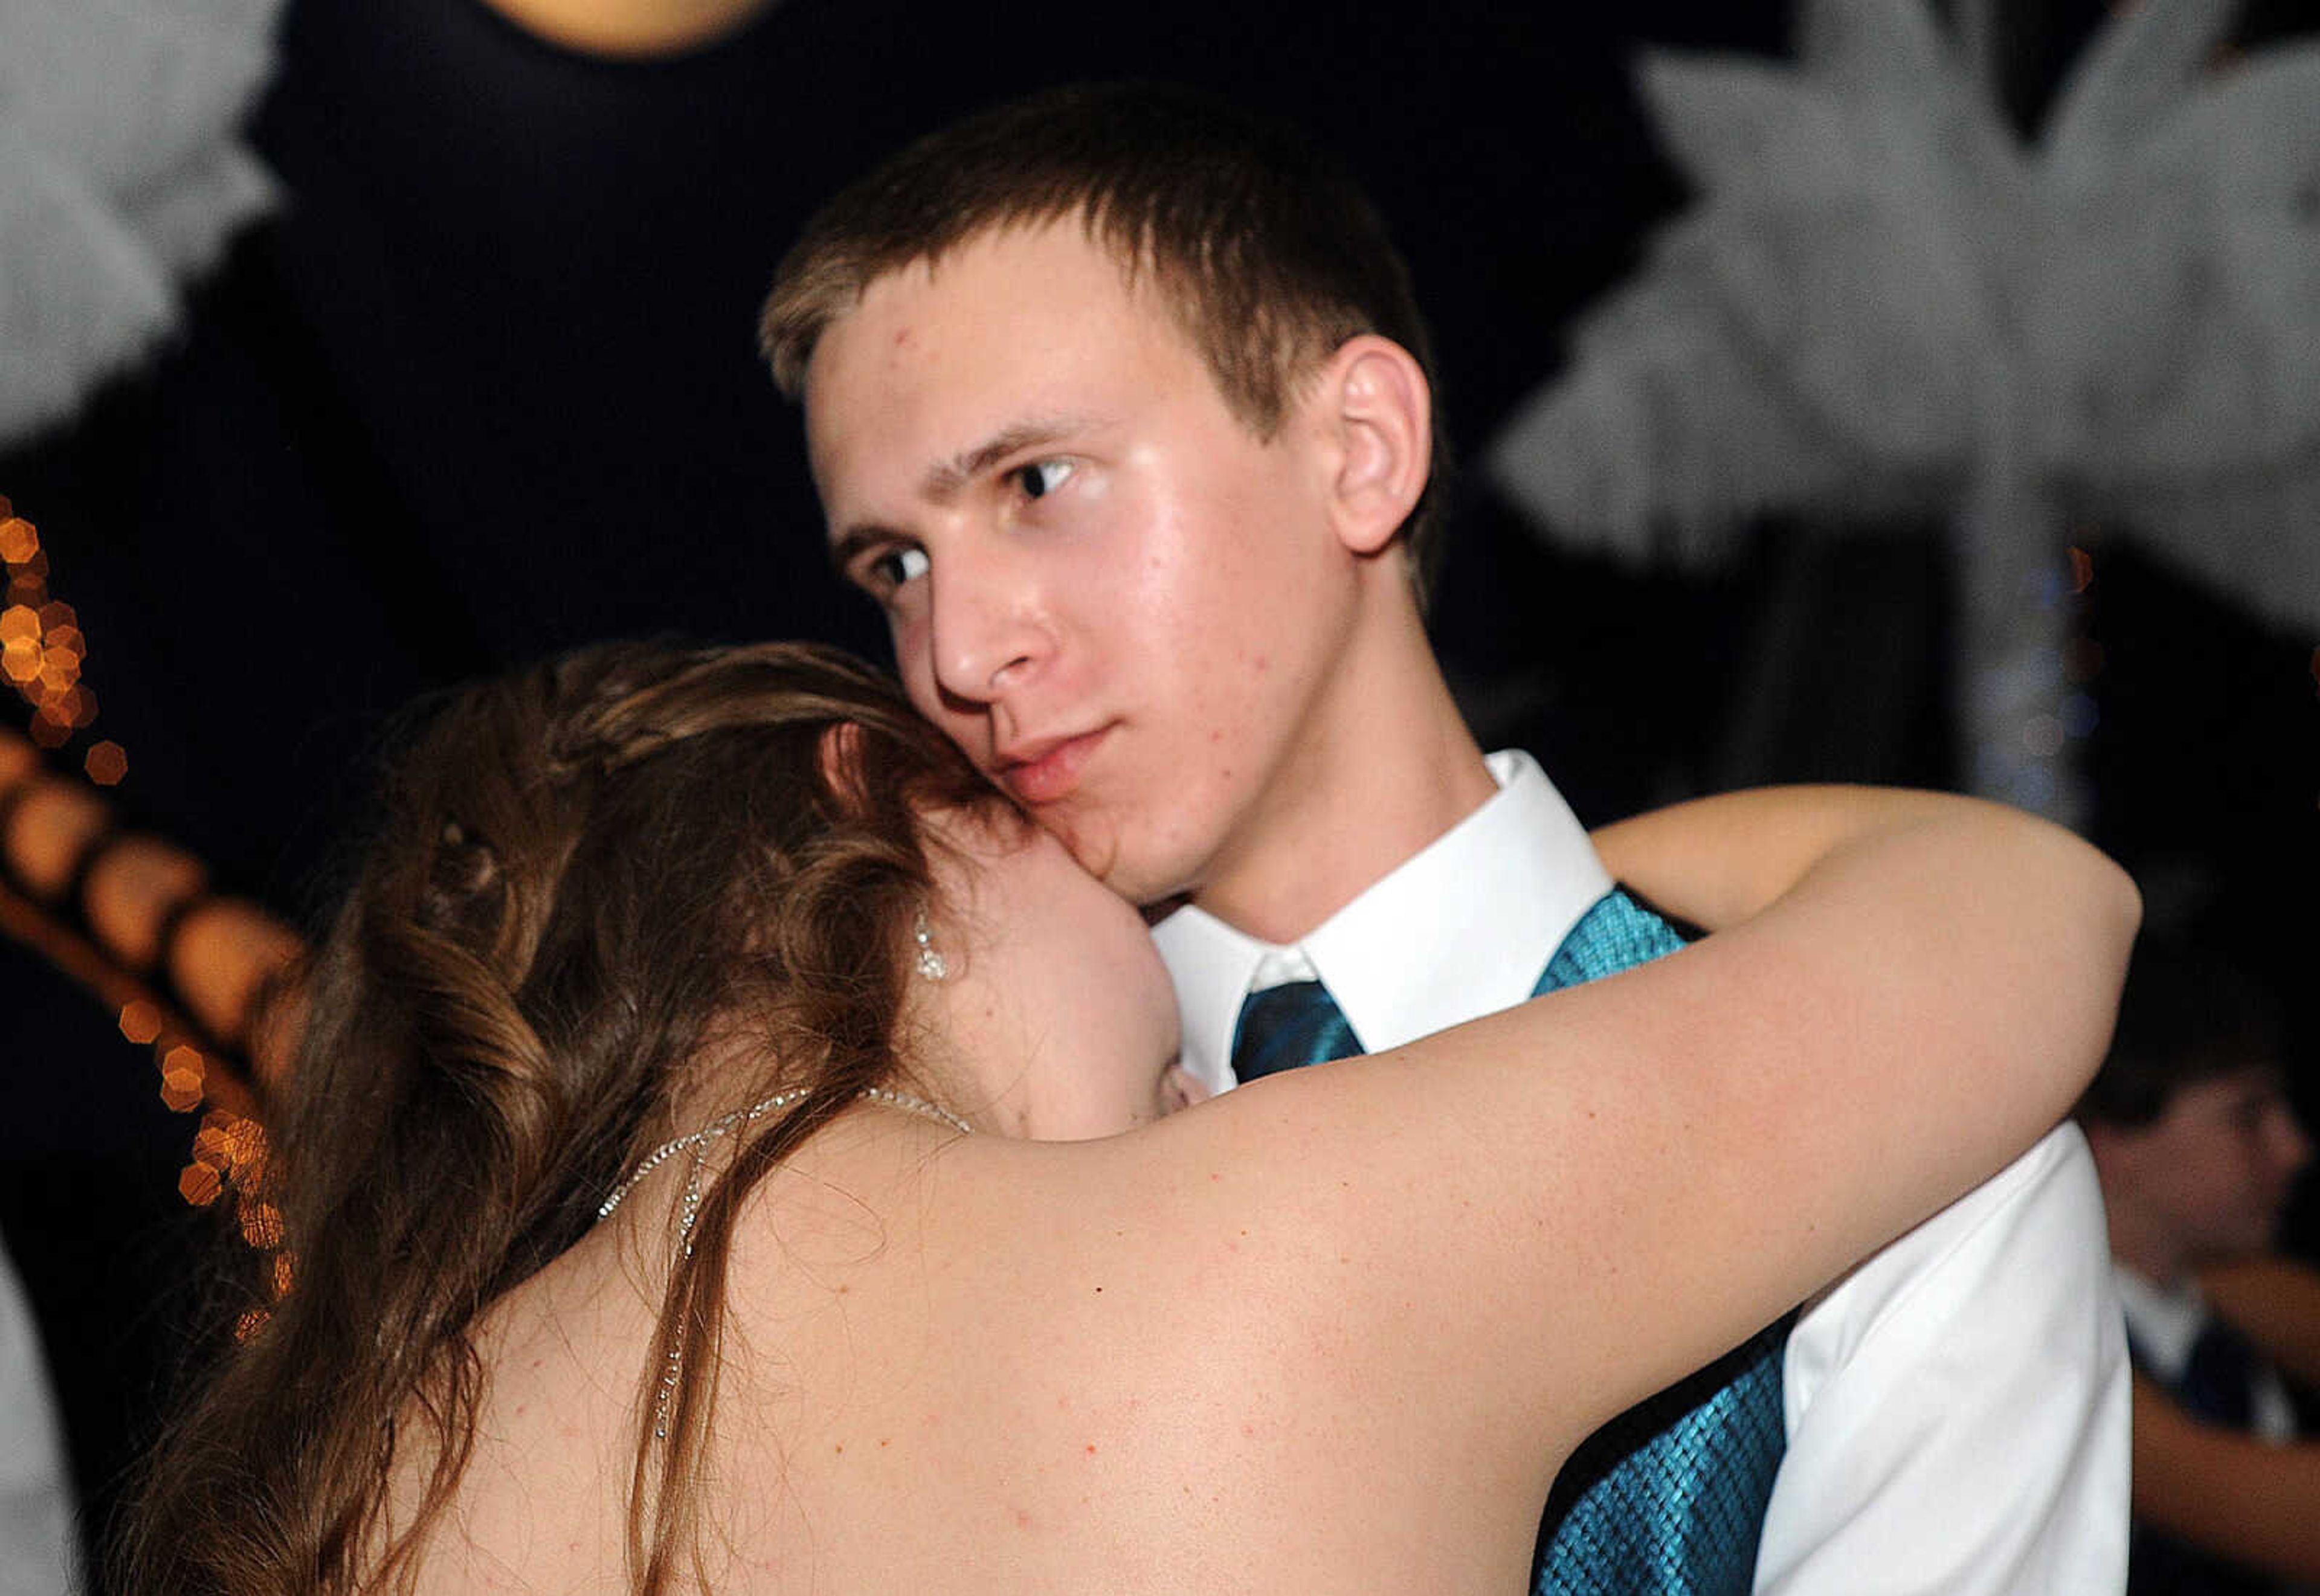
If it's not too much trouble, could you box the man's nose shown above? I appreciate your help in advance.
[927,545,1051,704]
[2270,1106,2314,1180]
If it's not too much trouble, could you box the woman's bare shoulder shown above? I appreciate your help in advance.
[378,1229,654,1589]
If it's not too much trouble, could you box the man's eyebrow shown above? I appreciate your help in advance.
[921,416,1092,499]
[828,521,900,578]
[826,414,1103,576]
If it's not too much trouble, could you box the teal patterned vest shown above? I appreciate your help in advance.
[1527,889,1791,1596]
[1226,887,1791,1592]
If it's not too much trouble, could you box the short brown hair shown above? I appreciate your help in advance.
[2075,939,2287,1131]
[761,82,1449,580]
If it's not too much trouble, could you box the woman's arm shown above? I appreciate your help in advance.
[1592,784,2000,935]
[1100,788,2138,1466]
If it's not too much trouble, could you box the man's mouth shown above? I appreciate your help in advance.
[994,725,1111,805]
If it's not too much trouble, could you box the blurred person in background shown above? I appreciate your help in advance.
[2082,939,2320,1595]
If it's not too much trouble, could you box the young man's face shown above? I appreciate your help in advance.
[804,222,1365,907]
[2119,1063,2312,1268]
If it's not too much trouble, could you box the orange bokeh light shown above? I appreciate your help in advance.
[161,1044,207,1112]
[0,518,36,564]
[240,1201,285,1250]
[216,1115,268,1179]
[84,741,127,785]
[179,1162,223,1206]
[191,1125,230,1168]
[118,1000,163,1044]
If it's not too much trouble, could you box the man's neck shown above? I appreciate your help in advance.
[1190,601,1494,944]
[2106,1199,2192,1293]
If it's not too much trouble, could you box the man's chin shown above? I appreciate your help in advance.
[1139,892,1191,927]
[1028,804,1205,911]
[1035,809,1118,885]
[1073,823,1192,909]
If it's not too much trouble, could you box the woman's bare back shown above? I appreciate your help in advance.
[407,1113,1568,1592]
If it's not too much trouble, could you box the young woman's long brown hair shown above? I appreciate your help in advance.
[114,640,993,1593]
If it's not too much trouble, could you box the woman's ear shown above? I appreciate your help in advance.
[1316,334,1432,557]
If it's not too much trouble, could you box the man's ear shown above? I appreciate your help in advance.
[1315,335,1431,557]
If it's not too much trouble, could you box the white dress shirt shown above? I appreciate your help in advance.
[2115,1266,2298,1445]
[1153,750,2129,1594]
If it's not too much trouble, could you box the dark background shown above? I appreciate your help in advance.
[1,0,2313,1580]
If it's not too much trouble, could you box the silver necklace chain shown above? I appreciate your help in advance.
[598,1083,969,1441]
[598,1085,971,1226]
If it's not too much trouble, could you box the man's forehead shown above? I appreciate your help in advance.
[805,227,1181,465]
[831,222,1166,365]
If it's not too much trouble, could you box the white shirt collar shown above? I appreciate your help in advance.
[2112,1264,2299,1443]
[1151,750,1611,1095]
[2110,1266,2206,1381]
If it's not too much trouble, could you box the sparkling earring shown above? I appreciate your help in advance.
[914,909,948,982]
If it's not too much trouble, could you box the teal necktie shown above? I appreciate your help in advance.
[1231,979,1361,1081]
[1222,892,1787,1594]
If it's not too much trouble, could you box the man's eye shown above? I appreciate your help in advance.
[868,547,930,589]
[1015,460,1074,500]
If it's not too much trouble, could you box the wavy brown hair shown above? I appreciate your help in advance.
[114,640,994,1594]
